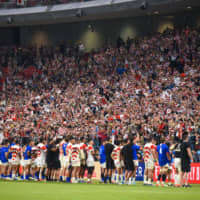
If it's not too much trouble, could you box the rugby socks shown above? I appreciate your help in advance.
[115,174,119,183]
[132,177,136,184]
[157,174,161,183]
[148,178,152,185]
[143,175,147,184]
[35,172,39,180]
[108,176,111,184]
[161,174,166,185]
[120,175,123,183]
[12,173,16,179]
[26,175,29,180]
[162,174,166,182]
[67,177,71,183]
[39,169,42,180]
[71,177,74,183]
[101,173,104,182]
[111,174,115,183]
[157,174,161,184]
[174,174,177,185]
[104,176,107,183]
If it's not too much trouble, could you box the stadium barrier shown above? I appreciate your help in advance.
[19,162,200,183]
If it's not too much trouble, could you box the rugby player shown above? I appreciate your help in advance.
[86,139,95,183]
[156,137,171,187]
[143,136,157,185]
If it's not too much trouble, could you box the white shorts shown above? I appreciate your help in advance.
[114,160,121,168]
[145,160,155,169]
[71,160,80,167]
[1,162,8,166]
[20,159,25,167]
[100,162,106,169]
[87,160,95,167]
[133,160,139,167]
[160,163,169,172]
[174,158,181,170]
[0,160,2,165]
[23,159,32,166]
[31,160,37,168]
[63,157,69,168]
[35,158,46,168]
[10,159,20,166]
[59,154,65,168]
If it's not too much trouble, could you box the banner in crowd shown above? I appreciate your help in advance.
[153,163,200,184]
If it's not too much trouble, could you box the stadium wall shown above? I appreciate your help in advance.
[19,15,174,51]
[1,12,200,50]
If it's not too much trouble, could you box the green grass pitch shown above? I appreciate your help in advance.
[0,180,200,200]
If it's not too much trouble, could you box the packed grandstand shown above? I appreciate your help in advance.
[0,7,200,187]
[0,26,200,149]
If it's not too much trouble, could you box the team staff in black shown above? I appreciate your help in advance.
[104,137,114,184]
[180,133,193,187]
[121,138,134,184]
[46,139,61,181]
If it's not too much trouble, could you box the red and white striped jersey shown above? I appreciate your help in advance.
[80,143,87,151]
[31,146,38,161]
[87,145,94,162]
[111,146,121,161]
[37,143,47,160]
[10,145,21,161]
[144,143,156,162]
[70,144,81,162]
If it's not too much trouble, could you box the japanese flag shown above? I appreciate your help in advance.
[17,0,25,6]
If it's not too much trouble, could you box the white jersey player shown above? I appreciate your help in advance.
[111,140,123,184]
[9,140,21,180]
[35,139,47,180]
[86,144,95,167]
[69,139,84,183]
[36,142,47,168]
[143,137,157,185]
[86,140,95,183]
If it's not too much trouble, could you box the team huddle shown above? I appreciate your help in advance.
[0,132,193,187]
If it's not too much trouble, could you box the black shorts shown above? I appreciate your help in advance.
[181,160,191,173]
[52,161,61,170]
[124,160,134,171]
[87,166,94,175]
[106,160,115,170]
[81,164,86,169]
[47,162,54,170]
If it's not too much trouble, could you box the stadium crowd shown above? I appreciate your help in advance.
[0,26,200,186]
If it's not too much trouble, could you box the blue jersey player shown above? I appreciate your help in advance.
[131,143,141,184]
[99,141,106,182]
[22,140,34,180]
[156,138,171,186]
[0,140,9,179]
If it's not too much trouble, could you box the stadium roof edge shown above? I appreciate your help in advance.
[0,0,200,27]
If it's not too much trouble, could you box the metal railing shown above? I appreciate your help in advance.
[0,0,94,9]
